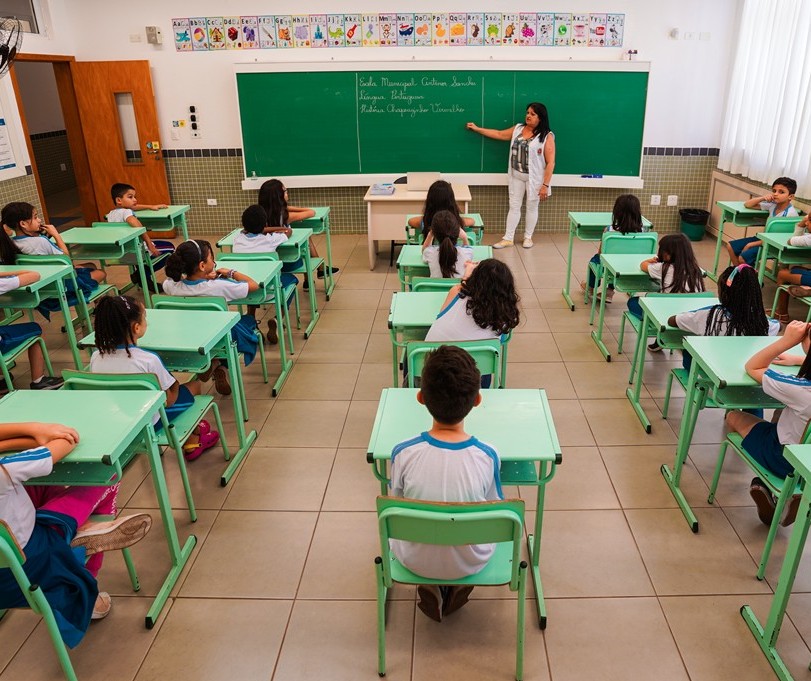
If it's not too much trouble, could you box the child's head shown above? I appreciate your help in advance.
[611,194,643,234]
[164,239,214,282]
[711,264,768,336]
[771,177,797,205]
[430,210,462,278]
[94,295,145,357]
[1,202,40,235]
[418,345,481,425]
[111,183,137,208]
[657,233,705,294]
[423,180,462,230]
[257,179,287,226]
[460,258,520,335]
[242,204,268,235]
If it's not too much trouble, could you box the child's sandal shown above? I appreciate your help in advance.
[183,421,220,462]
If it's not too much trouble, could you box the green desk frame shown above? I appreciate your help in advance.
[396,245,492,291]
[712,201,769,281]
[755,231,811,284]
[296,207,334,300]
[387,291,448,386]
[367,388,561,629]
[135,204,191,241]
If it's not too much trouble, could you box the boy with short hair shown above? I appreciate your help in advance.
[389,345,502,622]
[725,176,798,266]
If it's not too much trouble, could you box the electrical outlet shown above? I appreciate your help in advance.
[667,195,678,207]
[191,131,201,139]
[59,163,66,172]
[206,198,217,207]
[650,195,661,206]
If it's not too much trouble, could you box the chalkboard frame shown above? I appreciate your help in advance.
[236,60,650,189]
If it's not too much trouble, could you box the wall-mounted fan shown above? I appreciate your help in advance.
[0,18,23,77]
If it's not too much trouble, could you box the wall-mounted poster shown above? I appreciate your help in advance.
[449,13,466,46]
[589,14,607,47]
[606,14,625,47]
[173,18,192,51]
[223,16,241,49]
[207,17,225,49]
[379,13,397,46]
[241,16,258,49]
[484,13,501,45]
[413,13,431,46]
[466,13,484,46]
[258,16,276,49]
[327,14,345,47]
[501,13,520,46]
[396,13,414,46]
[310,14,328,47]
[344,14,361,47]
[554,13,571,46]
[275,15,293,48]
[519,13,536,46]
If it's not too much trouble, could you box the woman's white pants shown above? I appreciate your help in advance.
[504,170,539,241]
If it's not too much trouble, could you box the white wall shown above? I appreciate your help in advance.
[14,61,65,134]
[25,0,741,149]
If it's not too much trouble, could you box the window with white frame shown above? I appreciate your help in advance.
[0,0,40,33]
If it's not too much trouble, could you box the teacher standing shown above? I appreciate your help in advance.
[466,103,555,249]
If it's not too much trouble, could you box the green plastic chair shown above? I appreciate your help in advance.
[755,215,806,282]
[405,223,481,246]
[405,340,503,388]
[585,231,658,314]
[60,370,217,523]
[375,496,527,680]
[411,277,458,293]
[707,422,811,579]
[91,221,167,296]
[0,326,57,392]
[0,520,79,680]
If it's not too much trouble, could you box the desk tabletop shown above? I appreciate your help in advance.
[568,211,653,228]
[397,245,492,268]
[683,336,800,389]
[0,390,164,465]
[600,253,653,274]
[295,207,330,222]
[216,227,312,249]
[135,205,190,219]
[757,232,811,249]
[214,259,283,286]
[405,213,484,227]
[80,308,240,355]
[716,201,769,217]
[389,291,448,327]
[0,263,72,291]
[62,226,145,244]
[639,294,719,330]
[368,388,560,463]
[364,184,471,202]
[784,444,811,480]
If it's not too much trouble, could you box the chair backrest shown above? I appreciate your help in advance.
[405,340,501,388]
[16,254,71,267]
[411,277,458,293]
[62,369,162,392]
[151,294,228,311]
[217,252,280,262]
[765,216,800,233]
[376,496,524,587]
[601,232,659,255]
[0,519,25,567]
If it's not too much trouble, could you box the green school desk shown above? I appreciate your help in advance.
[711,201,769,280]
[662,335,799,532]
[741,443,811,681]
[562,211,654,310]
[295,207,334,299]
[135,205,191,241]
[79,308,255,485]
[625,294,719,432]
[404,213,484,245]
[387,291,448,386]
[591,253,660,361]
[755,231,811,284]
[367,387,561,628]
[60,226,153,307]
[217,228,321,338]
[396,245,492,291]
[0,263,85,369]
[0,389,193,629]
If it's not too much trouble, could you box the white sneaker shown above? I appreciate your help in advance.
[493,239,513,249]
[91,592,112,620]
[522,238,534,249]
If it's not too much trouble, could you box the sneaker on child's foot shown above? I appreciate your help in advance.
[750,477,777,526]
[493,239,513,249]
[522,237,534,249]
[416,585,443,622]
[781,494,803,527]
[30,376,63,390]
[72,514,152,556]
[266,318,278,345]
[317,266,339,279]
[647,340,662,352]
[91,592,111,620]
[442,585,474,617]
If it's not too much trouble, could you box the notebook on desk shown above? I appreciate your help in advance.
[406,172,441,192]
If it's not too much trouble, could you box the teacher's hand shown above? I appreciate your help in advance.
[465,122,479,131]
[539,185,549,201]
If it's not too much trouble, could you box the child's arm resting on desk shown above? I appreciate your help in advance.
[1,270,41,286]
[744,193,773,209]
[121,214,160,257]
[135,203,169,211]
[0,422,79,462]
[215,268,260,293]
[745,320,810,382]
[287,207,316,222]
[640,256,658,273]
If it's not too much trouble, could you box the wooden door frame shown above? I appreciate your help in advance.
[9,53,99,223]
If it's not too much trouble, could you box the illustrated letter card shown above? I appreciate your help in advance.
[519,13,536,46]
[327,14,345,47]
[292,16,311,48]
[396,14,415,46]
[344,14,361,47]
[275,16,293,48]
[379,13,397,46]
[554,13,571,46]
[310,15,328,48]
[606,14,625,47]
[536,13,554,46]
[173,18,192,51]
[432,13,449,46]
[571,14,589,47]
[241,17,259,49]
[258,16,276,49]
[449,13,466,46]
[189,17,209,51]
[207,17,226,50]
[466,13,484,46]
[223,17,241,49]
[362,14,379,46]
[484,13,501,45]
[589,14,607,47]
[413,13,431,46]
[501,13,519,46]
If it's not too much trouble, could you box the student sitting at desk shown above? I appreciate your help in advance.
[421,210,472,279]
[407,179,475,241]
[390,345,502,622]
[0,421,152,641]
[725,176,798,266]
[728,321,811,528]
[770,215,811,319]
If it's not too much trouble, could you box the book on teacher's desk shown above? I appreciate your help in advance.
[370,183,396,195]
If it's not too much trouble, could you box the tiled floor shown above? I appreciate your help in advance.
[4,231,811,680]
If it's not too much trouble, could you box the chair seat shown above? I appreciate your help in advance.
[387,540,515,586]
[622,310,643,333]
[157,396,215,445]
[724,433,797,495]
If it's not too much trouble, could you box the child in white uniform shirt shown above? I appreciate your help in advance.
[390,345,502,622]
[421,209,473,279]
[772,215,811,320]
[162,239,260,395]
[728,321,811,528]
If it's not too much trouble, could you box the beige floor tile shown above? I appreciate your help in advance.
[133,599,291,681]
[788,593,811,648]
[584,398,678,445]
[372,307,392,332]
[636,357,687,398]
[516,288,541,308]
[323,448,382,511]
[541,509,653,597]
[277,362,360,400]
[180,510,316,598]
[296,332,369,363]
[364,333,394,363]
[223,447,335,511]
[274,600,414,681]
[0,609,41,673]
[600,444,711,509]
[553,331,610,362]
[314,308,376,333]
[654,397,728,445]
[689,442,756,507]
[507,332,560,362]
[504,362,576,397]
[336,272,388,289]
[626,508,772,595]
[533,288,571,309]
[544,597,689,681]
[353,362,394,399]
[325,288,383,309]
[566,361,649,400]
[339,400,378,448]
[412,600,549,681]
[544,447,620,510]
[662,594,811,681]
[257,399,349,447]
[522,254,569,274]
[542,307,594,332]
[547,400,596,447]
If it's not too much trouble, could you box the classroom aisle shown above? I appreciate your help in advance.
[3,232,811,681]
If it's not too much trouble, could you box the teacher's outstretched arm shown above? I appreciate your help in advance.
[466,122,514,141]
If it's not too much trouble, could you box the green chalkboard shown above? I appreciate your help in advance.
[237,68,648,178]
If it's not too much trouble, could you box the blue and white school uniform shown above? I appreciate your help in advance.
[390,432,502,579]
[425,294,502,343]
[626,262,702,319]
[421,245,473,279]
[161,277,259,364]
[0,275,42,356]
[729,202,799,265]
[232,231,299,292]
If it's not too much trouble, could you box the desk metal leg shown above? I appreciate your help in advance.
[133,246,152,308]
[143,423,197,628]
[220,338,257,486]
[321,220,335,300]
[302,245,320,338]
[709,213,729,282]
[527,461,556,630]
[590,272,612,361]
[741,490,811,681]
[271,276,293,397]
[368,203,377,271]
[177,214,190,242]
[561,224,576,311]
[757,242,771,285]
[626,311,652,433]
[55,280,83,369]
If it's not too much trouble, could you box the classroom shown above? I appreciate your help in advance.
[2,0,811,679]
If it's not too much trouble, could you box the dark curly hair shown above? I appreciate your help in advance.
[704,265,768,336]
[458,259,520,335]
